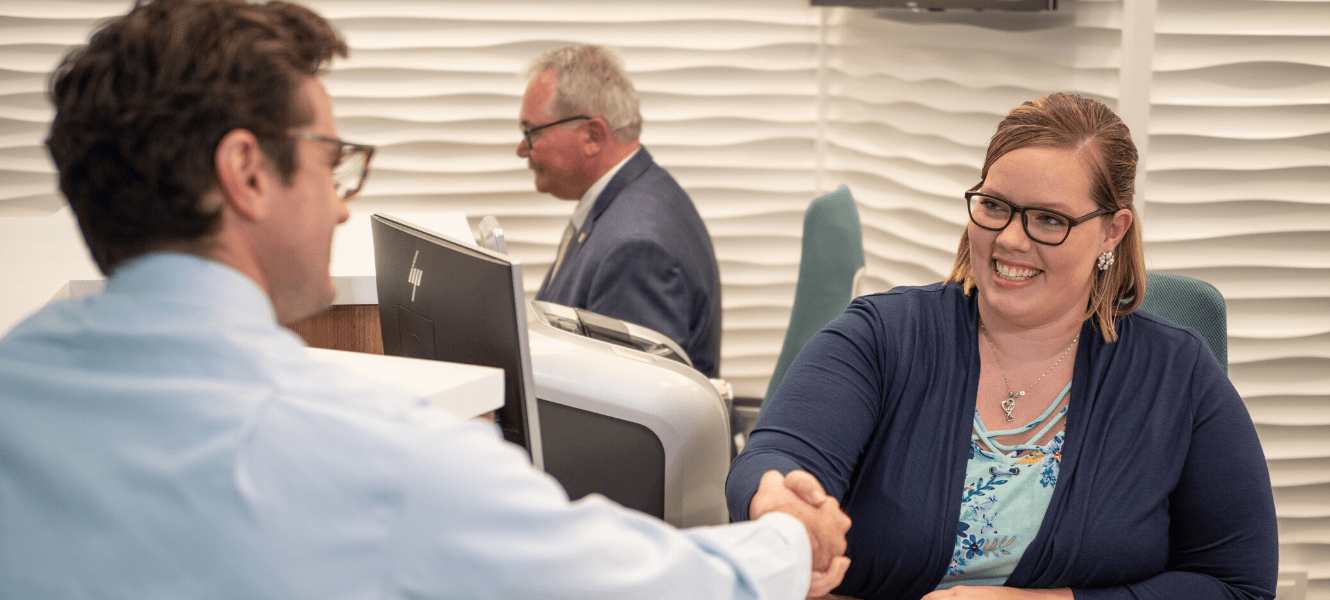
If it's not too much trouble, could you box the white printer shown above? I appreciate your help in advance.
[526,300,730,528]
[372,213,730,528]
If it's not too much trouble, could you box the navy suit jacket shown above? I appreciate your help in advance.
[535,148,722,377]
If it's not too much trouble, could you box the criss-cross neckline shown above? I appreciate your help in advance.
[973,381,1071,457]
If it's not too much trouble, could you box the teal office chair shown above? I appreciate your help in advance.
[760,185,866,414]
[1139,271,1228,373]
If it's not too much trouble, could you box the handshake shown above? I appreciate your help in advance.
[750,470,854,598]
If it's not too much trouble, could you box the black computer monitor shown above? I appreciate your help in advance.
[370,213,542,467]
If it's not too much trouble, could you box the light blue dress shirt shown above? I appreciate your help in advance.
[0,252,809,599]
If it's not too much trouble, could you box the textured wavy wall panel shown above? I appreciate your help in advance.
[301,4,819,396]
[0,1,826,391]
[824,2,1125,299]
[1149,1,1330,597]
[3,1,1328,596]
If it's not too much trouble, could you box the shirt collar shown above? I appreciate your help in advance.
[570,147,641,230]
[105,252,278,326]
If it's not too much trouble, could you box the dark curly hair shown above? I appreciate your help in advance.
[46,0,347,274]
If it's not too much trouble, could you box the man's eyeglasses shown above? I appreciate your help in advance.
[965,188,1111,246]
[291,130,375,201]
[520,115,590,149]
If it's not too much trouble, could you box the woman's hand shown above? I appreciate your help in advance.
[808,556,852,598]
[921,586,1072,599]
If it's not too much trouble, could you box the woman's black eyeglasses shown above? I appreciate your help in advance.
[965,189,1111,246]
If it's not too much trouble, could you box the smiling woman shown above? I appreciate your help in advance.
[963,144,1132,344]
[727,93,1279,600]
[951,94,1144,344]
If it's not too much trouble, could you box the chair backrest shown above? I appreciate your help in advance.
[761,185,865,413]
[1140,272,1228,373]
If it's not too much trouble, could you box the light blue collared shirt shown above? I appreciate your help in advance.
[0,252,810,599]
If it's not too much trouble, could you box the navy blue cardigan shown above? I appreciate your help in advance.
[727,283,1277,599]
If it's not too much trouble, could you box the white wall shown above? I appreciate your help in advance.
[2,0,1327,596]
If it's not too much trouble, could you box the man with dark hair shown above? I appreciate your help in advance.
[519,43,724,378]
[0,0,849,597]
[45,0,356,322]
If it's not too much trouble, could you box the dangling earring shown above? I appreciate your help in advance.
[1097,251,1114,271]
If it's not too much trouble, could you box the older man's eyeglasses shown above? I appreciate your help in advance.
[520,115,590,149]
[291,130,375,201]
[965,189,1111,246]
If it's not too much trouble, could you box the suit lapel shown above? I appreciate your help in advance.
[585,147,653,233]
[540,147,654,300]
[567,146,653,260]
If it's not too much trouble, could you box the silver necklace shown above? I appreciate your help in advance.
[979,322,1079,422]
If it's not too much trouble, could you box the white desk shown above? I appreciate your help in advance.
[45,211,477,308]
[307,347,503,420]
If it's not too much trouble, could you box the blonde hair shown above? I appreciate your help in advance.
[945,93,1145,342]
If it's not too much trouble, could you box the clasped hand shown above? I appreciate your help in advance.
[750,470,853,598]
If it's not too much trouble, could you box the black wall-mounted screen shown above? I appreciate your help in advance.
[813,0,1054,10]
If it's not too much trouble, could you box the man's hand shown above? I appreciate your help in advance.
[750,470,852,574]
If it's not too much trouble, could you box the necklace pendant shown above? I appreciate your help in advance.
[1001,393,1018,421]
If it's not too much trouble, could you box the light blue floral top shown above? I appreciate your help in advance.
[935,382,1071,590]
